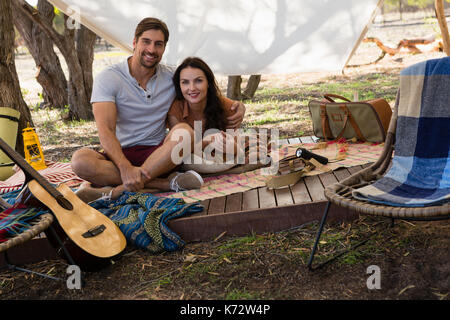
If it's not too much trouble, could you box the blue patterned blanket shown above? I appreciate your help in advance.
[352,57,450,207]
[89,192,204,252]
[1,189,203,252]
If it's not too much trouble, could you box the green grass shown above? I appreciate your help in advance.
[238,71,399,138]
[225,289,260,300]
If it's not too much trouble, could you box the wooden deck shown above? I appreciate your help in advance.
[1,136,366,267]
[169,136,362,242]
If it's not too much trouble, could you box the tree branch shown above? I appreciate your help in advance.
[13,0,66,54]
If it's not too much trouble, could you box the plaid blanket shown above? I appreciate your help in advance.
[89,192,204,253]
[353,57,450,207]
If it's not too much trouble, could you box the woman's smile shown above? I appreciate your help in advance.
[180,67,208,106]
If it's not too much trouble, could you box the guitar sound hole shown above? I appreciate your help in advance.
[57,197,73,210]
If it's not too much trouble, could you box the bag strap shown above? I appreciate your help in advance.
[335,105,366,141]
[266,161,315,189]
[320,104,333,141]
[266,170,305,189]
[324,94,351,103]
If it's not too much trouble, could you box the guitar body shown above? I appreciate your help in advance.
[22,180,126,271]
[0,137,126,271]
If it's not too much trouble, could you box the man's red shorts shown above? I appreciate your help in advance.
[100,142,164,167]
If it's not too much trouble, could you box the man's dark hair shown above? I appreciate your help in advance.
[135,17,169,43]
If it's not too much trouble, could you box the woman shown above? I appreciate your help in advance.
[168,57,242,172]
[168,57,235,132]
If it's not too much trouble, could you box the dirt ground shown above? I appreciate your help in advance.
[1,12,449,303]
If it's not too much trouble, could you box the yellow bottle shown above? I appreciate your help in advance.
[23,124,47,171]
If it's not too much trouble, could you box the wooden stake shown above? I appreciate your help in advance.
[435,0,450,56]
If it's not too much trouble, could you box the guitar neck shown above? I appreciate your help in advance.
[0,137,63,201]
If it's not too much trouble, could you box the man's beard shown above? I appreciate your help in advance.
[140,53,160,69]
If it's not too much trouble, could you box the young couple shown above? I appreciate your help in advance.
[72,17,246,203]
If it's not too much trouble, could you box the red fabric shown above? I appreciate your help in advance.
[0,161,84,195]
[0,204,28,242]
[99,143,164,167]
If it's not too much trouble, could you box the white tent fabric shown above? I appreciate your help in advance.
[48,0,381,75]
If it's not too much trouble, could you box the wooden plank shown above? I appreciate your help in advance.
[318,172,338,188]
[348,165,363,175]
[333,167,352,181]
[208,196,226,215]
[288,137,301,144]
[169,201,358,242]
[274,187,294,206]
[242,189,259,211]
[258,187,276,208]
[300,136,314,144]
[304,175,326,201]
[291,179,312,204]
[195,200,210,216]
[225,193,242,213]
[0,237,58,268]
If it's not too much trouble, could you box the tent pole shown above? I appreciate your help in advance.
[341,0,385,74]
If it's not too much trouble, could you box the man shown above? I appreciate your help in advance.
[71,17,245,202]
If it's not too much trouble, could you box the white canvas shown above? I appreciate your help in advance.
[47,0,381,75]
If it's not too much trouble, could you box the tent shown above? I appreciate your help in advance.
[47,0,382,75]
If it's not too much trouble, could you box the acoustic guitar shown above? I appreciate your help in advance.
[0,138,126,271]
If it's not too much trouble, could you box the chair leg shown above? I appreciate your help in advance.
[1,225,84,287]
[2,250,63,282]
[308,204,388,271]
[307,201,331,270]
[47,225,77,266]
[47,225,84,288]
[390,218,395,227]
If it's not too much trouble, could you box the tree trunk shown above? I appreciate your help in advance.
[0,0,33,155]
[63,22,94,120]
[14,0,95,120]
[435,0,450,56]
[243,75,261,99]
[13,0,68,109]
[77,25,97,99]
[227,76,243,100]
[227,75,261,100]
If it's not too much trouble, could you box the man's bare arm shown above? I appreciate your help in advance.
[226,101,246,129]
[93,102,129,168]
[93,102,149,191]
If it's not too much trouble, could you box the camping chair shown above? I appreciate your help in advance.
[307,57,450,270]
[0,203,60,280]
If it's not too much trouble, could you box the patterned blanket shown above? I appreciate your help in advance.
[0,161,83,195]
[352,57,450,207]
[0,204,46,242]
[155,140,384,203]
[1,188,203,252]
[89,192,204,253]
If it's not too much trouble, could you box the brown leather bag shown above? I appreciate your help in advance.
[308,94,392,142]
